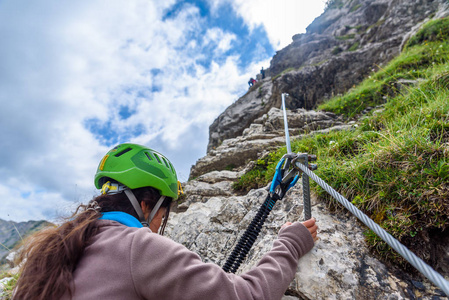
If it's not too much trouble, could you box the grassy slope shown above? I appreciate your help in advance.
[234,17,449,269]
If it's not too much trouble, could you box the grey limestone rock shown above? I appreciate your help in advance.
[207,0,449,151]
[208,78,273,152]
[191,107,343,178]
[166,180,444,299]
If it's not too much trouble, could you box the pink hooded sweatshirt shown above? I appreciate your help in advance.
[63,219,314,300]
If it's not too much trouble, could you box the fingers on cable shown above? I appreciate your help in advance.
[281,222,293,229]
[302,217,316,228]
[308,224,318,234]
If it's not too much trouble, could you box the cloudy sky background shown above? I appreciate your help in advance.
[0,0,326,222]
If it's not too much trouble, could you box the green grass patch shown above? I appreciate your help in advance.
[224,164,236,171]
[377,41,449,77]
[312,60,328,67]
[0,273,19,300]
[318,39,449,119]
[350,4,362,12]
[272,67,297,81]
[405,17,449,49]
[332,47,343,55]
[236,81,449,268]
[317,79,386,118]
[232,153,282,191]
[348,42,360,51]
[366,19,385,32]
[354,25,364,32]
[345,25,364,32]
[235,19,449,269]
[335,34,355,40]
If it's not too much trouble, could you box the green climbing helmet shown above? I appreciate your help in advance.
[94,143,179,199]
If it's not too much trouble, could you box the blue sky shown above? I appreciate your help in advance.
[0,0,325,222]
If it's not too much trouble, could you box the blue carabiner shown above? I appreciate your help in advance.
[270,157,301,195]
[269,157,285,193]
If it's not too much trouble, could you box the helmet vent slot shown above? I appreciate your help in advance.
[144,152,152,161]
[168,162,175,174]
[154,153,162,164]
[114,147,132,157]
[162,157,170,169]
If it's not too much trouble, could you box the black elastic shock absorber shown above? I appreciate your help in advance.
[222,193,280,273]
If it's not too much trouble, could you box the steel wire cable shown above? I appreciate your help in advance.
[301,157,312,220]
[295,162,449,296]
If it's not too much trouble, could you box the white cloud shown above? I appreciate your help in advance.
[204,28,237,54]
[0,0,267,221]
[0,182,84,222]
[228,0,327,49]
[0,0,323,222]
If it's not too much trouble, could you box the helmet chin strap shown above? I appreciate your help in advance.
[147,196,166,225]
[124,189,148,226]
[124,189,166,228]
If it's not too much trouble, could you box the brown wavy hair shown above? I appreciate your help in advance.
[13,187,172,300]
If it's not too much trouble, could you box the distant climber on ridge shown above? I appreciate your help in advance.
[248,77,257,87]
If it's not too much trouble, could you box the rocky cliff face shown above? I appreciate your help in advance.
[207,0,449,153]
[176,97,449,298]
[3,1,448,299]
[177,1,449,299]
[191,107,347,178]
[168,171,446,299]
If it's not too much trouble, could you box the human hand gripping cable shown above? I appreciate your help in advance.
[273,156,319,242]
[282,218,319,242]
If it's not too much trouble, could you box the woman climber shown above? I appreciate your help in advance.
[13,143,318,300]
